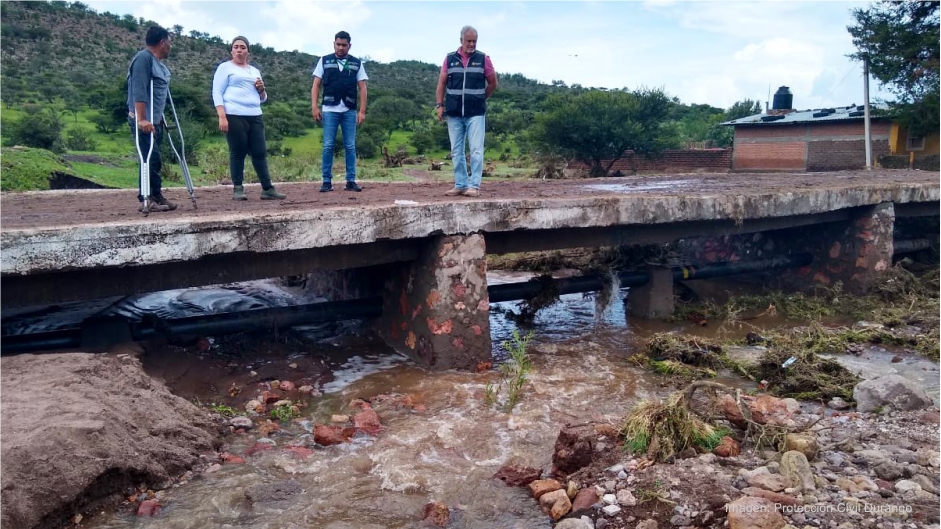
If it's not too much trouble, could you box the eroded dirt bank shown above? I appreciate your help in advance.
[0,346,222,529]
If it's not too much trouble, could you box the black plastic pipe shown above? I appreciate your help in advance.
[2,253,817,355]
[894,239,932,254]
[487,253,812,303]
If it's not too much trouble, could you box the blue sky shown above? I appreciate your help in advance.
[84,1,891,110]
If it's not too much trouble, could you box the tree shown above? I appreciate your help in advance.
[7,106,65,152]
[531,88,679,177]
[709,99,764,148]
[848,1,940,135]
[725,99,763,120]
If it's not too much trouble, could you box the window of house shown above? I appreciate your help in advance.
[906,134,925,151]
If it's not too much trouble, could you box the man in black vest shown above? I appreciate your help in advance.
[311,31,368,192]
[435,25,498,197]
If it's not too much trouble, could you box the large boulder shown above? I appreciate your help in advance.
[1,351,220,529]
[853,375,933,413]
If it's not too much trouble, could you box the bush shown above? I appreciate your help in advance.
[64,128,98,151]
[410,125,434,154]
[6,106,64,152]
[356,135,378,159]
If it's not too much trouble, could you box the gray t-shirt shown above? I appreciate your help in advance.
[127,50,170,124]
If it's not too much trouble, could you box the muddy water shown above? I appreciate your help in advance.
[20,272,938,529]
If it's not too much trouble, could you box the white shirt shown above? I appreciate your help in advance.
[212,61,267,116]
[312,56,368,113]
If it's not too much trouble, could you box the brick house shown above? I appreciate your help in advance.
[722,104,892,172]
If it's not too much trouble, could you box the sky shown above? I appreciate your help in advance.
[83,0,892,111]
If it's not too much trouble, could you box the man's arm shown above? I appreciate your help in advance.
[485,72,498,99]
[435,67,448,121]
[129,55,155,132]
[310,77,322,122]
[356,80,367,125]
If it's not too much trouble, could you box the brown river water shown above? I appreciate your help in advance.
[25,271,934,529]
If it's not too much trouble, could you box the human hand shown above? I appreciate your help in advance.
[218,116,228,133]
[254,77,265,93]
[357,110,365,125]
[436,107,444,122]
[137,119,154,133]
[312,107,322,123]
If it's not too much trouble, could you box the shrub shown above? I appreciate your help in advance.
[64,128,98,151]
[6,106,64,152]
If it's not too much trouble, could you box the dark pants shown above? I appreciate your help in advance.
[225,114,272,189]
[130,122,163,202]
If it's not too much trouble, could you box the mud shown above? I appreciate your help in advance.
[0,345,222,529]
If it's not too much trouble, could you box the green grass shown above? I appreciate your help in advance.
[0,147,71,191]
[2,102,539,191]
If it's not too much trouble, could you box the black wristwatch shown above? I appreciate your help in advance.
[435,103,443,109]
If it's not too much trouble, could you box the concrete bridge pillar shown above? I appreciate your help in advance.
[628,265,674,319]
[377,234,492,370]
[795,202,895,294]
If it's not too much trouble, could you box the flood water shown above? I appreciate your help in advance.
[4,272,937,529]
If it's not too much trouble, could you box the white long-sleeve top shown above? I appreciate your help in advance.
[212,60,267,116]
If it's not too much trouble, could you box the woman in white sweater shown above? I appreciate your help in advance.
[212,36,285,200]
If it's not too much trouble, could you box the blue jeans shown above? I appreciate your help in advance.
[447,115,485,190]
[321,109,357,184]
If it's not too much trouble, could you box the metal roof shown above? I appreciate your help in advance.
[721,104,890,126]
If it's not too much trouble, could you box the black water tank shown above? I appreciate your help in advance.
[772,86,793,110]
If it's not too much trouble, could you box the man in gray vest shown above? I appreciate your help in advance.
[127,25,176,211]
[311,31,368,193]
[435,25,498,197]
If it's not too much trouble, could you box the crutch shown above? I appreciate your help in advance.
[166,88,198,209]
[134,80,155,215]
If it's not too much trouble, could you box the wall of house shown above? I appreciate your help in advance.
[732,126,808,171]
[732,121,892,172]
[567,149,732,175]
[890,123,940,156]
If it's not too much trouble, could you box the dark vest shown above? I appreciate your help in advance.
[321,53,361,110]
[444,50,487,117]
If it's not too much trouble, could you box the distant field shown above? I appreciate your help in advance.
[1,103,535,191]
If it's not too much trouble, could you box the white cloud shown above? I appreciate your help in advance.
[81,0,891,110]
[256,1,372,54]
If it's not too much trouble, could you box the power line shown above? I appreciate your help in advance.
[824,63,859,102]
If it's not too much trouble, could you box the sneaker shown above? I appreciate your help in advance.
[444,187,465,196]
[319,182,334,192]
[233,185,247,201]
[345,181,362,192]
[463,188,480,197]
[261,187,286,200]
[150,196,178,211]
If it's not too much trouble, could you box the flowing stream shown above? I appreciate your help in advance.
[4,272,936,529]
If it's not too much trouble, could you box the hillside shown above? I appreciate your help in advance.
[0,1,554,110]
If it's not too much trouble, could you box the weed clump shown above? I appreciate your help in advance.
[620,384,730,462]
[748,346,860,401]
[633,333,722,379]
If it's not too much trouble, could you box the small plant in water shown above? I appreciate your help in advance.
[270,403,298,422]
[209,403,237,417]
[486,329,535,412]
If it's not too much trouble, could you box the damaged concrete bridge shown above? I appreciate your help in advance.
[2,171,938,369]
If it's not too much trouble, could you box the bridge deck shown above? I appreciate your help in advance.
[1,170,938,277]
[1,170,937,230]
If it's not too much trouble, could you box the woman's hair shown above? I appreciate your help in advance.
[232,36,250,48]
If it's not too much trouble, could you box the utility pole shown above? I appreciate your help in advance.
[863,53,872,170]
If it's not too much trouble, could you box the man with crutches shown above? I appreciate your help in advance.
[128,25,176,213]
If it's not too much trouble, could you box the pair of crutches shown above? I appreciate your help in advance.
[134,80,197,214]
